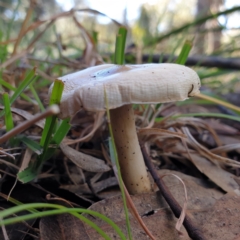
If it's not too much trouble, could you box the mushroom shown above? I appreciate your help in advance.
[49,63,201,194]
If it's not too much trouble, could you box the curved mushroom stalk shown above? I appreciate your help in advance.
[110,104,152,194]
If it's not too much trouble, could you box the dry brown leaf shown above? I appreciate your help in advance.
[173,143,240,195]
[85,192,190,240]
[211,143,240,154]
[190,153,240,195]
[183,127,240,168]
[204,119,239,135]
[60,143,110,172]
[82,169,223,239]
[40,213,90,240]
[19,148,33,172]
[158,170,223,210]
[60,177,117,195]
[138,128,187,142]
[192,193,240,240]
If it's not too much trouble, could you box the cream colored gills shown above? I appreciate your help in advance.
[49,63,201,194]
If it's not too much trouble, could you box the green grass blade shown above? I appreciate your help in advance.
[173,113,240,122]
[112,26,132,240]
[0,68,37,118]
[51,118,71,145]
[40,79,64,146]
[10,68,37,105]
[176,40,193,65]
[114,27,127,64]
[105,102,132,240]
[0,203,127,240]
[146,6,240,47]
[37,80,64,168]
[29,82,45,111]
[197,69,232,79]
[18,136,43,155]
[0,78,33,103]
[2,92,14,145]
[2,93,14,131]
[0,210,110,240]
[18,80,64,183]
[92,30,98,45]
[17,165,39,183]
[155,112,240,123]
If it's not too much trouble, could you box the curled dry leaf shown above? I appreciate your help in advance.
[60,143,110,172]
[138,128,187,142]
[183,127,240,168]
[173,143,240,195]
[211,143,240,154]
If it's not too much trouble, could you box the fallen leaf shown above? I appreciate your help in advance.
[40,213,90,240]
[173,143,240,195]
[193,193,240,240]
[60,143,111,172]
[60,177,118,195]
[82,169,223,239]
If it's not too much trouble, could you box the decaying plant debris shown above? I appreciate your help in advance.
[1,2,240,240]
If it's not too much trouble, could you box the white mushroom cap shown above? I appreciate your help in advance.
[50,63,201,119]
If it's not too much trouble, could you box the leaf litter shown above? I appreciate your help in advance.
[1,3,240,240]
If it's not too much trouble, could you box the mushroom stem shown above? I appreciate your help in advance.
[110,104,152,194]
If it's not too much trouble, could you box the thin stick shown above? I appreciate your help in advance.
[0,105,59,145]
[141,143,206,240]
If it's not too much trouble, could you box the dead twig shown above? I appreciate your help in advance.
[141,143,206,240]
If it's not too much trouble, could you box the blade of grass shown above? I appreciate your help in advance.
[176,40,193,65]
[39,80,64,160]
[40,79,64,146]
[9,67,37,105]
[0,67,37,118]
[175,112,240,122]
[106,26,132,240]
[0,203,127,240]
[155,112,240,123]
[146,6,240,47]
[14,105,60,183]
[114,27,127,64]
[18,80,66,183]
[17,80,64,183]
[197,93,240,114]
[2,92,14,146]
[0,78,34,103]
[51,118,71,145]
[29,82,45,111]
[18,136,43,155]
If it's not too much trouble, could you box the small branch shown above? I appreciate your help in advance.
[126,53,240,70]
[0,105,59,145]
[141,144,206,240]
